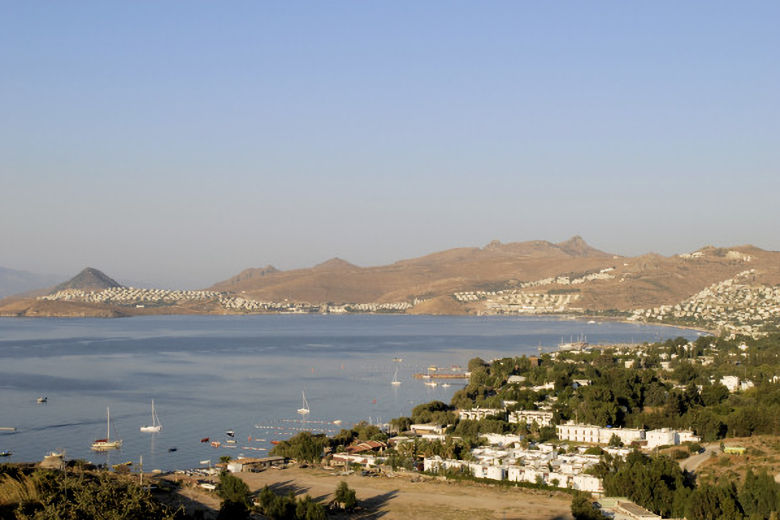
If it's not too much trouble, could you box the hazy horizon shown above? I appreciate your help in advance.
[2,2,779,288]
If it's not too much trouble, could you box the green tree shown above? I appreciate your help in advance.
[334,481,357,511]
[740,468,780,519]
[571,492,608,520]
[216,471,250,520]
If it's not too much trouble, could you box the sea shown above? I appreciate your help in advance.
[0,314,699,470]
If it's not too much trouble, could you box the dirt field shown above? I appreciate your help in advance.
[164,467,574,520]
[691,436,780,486]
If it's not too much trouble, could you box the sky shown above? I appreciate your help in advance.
[1,2,779,288]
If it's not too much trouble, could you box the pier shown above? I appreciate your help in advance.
[413,373,469,379]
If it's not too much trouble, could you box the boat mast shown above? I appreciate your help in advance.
[106,407,110,441]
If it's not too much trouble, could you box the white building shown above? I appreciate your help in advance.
[720,376,740,392]
[459,408,505,421]
[556,422,645,445]
[509,410,553,427]
[645,429,677,449]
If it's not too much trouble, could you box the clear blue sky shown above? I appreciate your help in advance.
[1,2,778,288]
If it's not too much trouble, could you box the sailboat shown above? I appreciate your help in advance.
[140,400,162,433]
[391,366,401,386]
[297,391,310,417]
[91,407,122,451]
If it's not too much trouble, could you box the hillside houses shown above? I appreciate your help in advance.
[39,287,416,315]
[630,270,780,336]
[424,443,626,493]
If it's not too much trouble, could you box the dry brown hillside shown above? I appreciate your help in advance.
[211,240,780,312]
[2,239,778,318]
[209,236,618,304]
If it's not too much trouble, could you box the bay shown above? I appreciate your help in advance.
[0,314,698,470]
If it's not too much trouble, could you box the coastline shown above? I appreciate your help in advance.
[0,305,717,337]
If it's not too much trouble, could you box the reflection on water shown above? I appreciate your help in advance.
[0,315,696,469]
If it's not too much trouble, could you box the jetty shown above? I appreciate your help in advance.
[413,373,469,380]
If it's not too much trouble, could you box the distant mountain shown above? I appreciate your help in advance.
[52,267,123,293]
[3,238,779,319]
[0,266,61,299]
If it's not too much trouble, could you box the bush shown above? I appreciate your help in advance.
[571,491,608,520]
[671,449,689,460]
[216,472,251,520]
[334,481,357,511]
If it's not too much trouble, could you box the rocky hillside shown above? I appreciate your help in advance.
[52,267,123,293]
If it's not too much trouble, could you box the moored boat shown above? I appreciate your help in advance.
[91,407,122,451]
[297,391,310,416]
[140,400,162,433]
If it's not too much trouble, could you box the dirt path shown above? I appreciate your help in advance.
[679,444,717,473]
[238,467,573,520]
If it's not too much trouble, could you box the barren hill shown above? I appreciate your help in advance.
[211,239,780,314]
[2,239,779,322]
[53,267,123,293]
[209,237,618,304]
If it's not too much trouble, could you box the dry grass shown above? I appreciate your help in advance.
[696,435,780,486]
[0,473,40,507]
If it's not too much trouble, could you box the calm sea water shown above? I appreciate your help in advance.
[0,315,698,470]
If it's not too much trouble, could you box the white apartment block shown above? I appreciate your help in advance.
[509,410,553,427]
[556,422,645,445]
[458,408,505,421]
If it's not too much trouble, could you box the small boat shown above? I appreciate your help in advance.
[226,439,237,445]
[424,381,438,387]
[225,430,235,438]
[391,366,402,386]
[332,420,342,426]
[210,441,221,448]
[91,407,122,451]
[0,451,11,457]
[297,391,310,417]
[140,400,162,433]
[37,396,47,404]
[199,459,211,466]
[168,447,177,452]
[392,357,403,363]
[270,440,280,445]
[442,383,451,388]
[200,437,209,443]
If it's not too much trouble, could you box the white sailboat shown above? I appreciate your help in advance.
[297,391,310,417]
[391,366,401,386]
[140,400,162,433]
[91,407,122,451]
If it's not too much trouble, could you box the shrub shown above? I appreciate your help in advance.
[334,481,357,511]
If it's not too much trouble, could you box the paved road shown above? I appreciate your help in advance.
[679,444,717,473]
